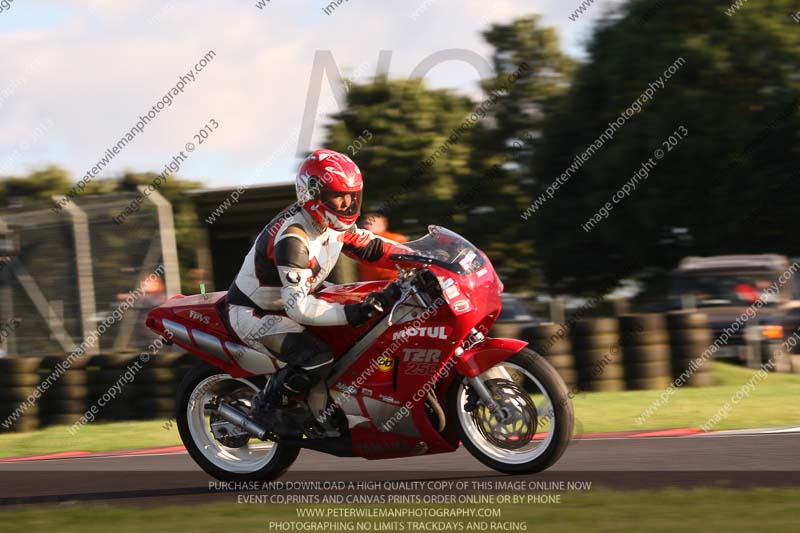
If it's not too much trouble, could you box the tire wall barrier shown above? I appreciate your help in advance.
[570,318,625,392]
[762,340,794,374]
[665,312,715,387]
[0,357,43,432]
[503,312,724,393]
[520,324,576,386]
[619,314,672,390]
[0,352,197,433]
[38,355,89,428]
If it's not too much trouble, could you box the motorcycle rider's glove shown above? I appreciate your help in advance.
[344,282,402,327]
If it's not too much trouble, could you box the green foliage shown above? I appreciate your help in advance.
[533,0,800,293]
[463,16,576,291]
[0,166,72,205]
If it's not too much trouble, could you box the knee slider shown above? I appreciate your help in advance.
[283,368,315,394]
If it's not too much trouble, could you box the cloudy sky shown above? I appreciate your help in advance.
[0,0,618,189]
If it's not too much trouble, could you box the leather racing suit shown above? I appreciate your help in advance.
[225,202,400,403]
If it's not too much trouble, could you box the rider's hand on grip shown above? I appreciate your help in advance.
[371,282,401,311]
[344,300,381,327]
[344,283,401,327]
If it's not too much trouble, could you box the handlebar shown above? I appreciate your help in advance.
[386,267,424,326]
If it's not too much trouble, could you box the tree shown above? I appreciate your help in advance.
[533,0,800,293]
[0,166,74,206]
[460,16,576,291]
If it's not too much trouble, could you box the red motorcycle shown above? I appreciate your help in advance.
[146,226,573,481]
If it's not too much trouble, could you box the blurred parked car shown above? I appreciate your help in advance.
[489,294,544,338]
[673,254,797,368]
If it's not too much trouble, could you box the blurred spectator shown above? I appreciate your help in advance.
[358,213,407,281]
[116,273,166,308]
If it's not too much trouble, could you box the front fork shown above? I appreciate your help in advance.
[465,367,515,421]
[460,327,515,420]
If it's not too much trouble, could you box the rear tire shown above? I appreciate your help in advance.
[177,363,299,482]
[448,348,574,475]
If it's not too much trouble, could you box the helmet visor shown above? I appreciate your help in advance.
[321,189,361,217]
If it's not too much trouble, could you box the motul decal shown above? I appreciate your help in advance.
[391,326,449,341]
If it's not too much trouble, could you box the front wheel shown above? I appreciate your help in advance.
[448,348,574,474]
[176,363,300,482]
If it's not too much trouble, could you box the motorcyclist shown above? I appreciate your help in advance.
[225,149,402,421]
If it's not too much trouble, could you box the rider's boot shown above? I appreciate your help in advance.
[253,367,290,414]
[252,366,313,436]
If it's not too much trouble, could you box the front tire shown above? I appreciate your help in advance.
[176,363,300,482]
[448,348,574,474]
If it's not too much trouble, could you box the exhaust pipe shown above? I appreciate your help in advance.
[213,402,268,440]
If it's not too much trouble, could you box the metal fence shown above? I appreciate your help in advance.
[0,188,180,356]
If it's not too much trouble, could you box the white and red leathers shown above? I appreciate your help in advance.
[226,203,399,356]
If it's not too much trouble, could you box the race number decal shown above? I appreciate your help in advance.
[377,354,394,372]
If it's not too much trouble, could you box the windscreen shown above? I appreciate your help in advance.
[390,226,485,275]
[675,272,784,307]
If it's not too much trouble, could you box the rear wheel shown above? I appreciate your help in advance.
[176,363,299,482]
[448,348,574,474]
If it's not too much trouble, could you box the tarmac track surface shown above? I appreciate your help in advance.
[0,431,798,507]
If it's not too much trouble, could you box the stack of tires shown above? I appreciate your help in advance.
[173,352,199,386]
[571,318,624,392]
[135,353,184,420]
[85,352,195,421]
[86,354,141,421]
[762,339,794,373]
[0,357,42,432]
[522,324,576,386]
[619,314,672,390]
[489,322,524,342]
[666,312,714,387]
[37,355,88,427]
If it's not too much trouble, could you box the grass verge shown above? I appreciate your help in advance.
[571,362,800,433]
[0,420,180,458]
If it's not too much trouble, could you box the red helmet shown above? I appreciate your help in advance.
[296,149,363,231]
